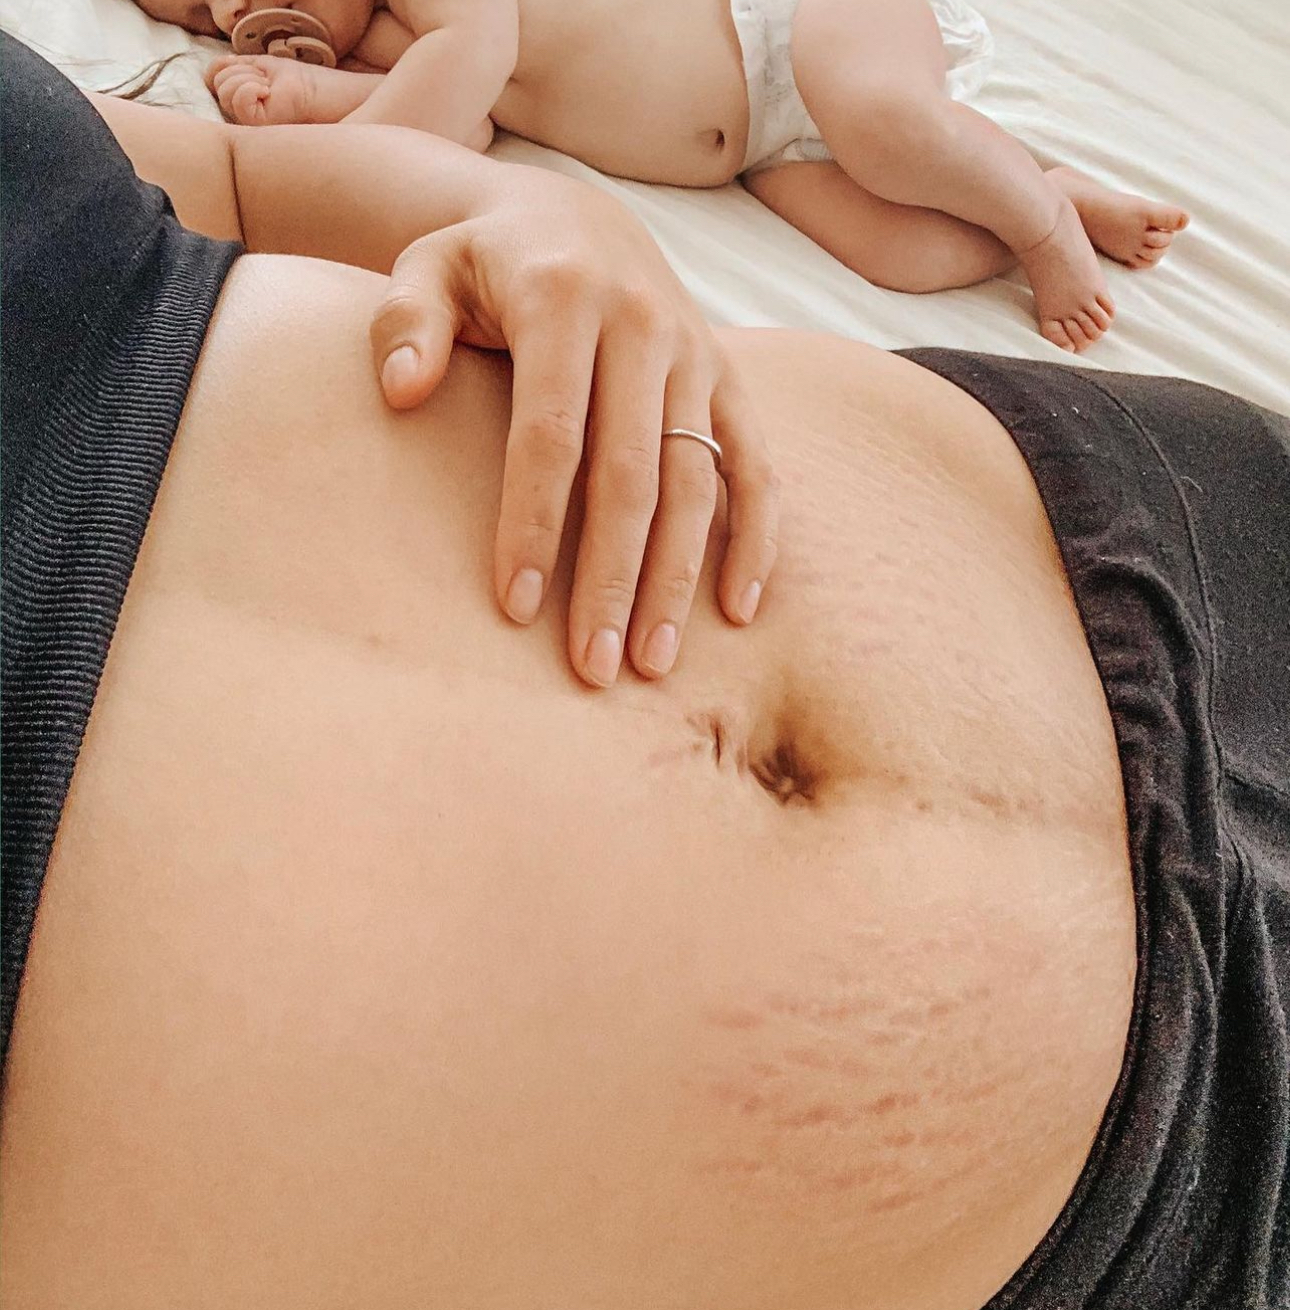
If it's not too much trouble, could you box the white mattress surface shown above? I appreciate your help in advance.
[3,0,1287,412]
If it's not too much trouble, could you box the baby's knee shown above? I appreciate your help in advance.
[830,81,955,157]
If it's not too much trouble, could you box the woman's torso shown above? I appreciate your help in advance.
[0,255,1136,1310]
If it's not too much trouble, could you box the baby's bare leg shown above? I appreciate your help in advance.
[745,161,1014,291]
[745,162,1191,304]
[792,0,1114,351]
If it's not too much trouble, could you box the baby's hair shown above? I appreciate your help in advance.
[100,53,187,101]
[0,27,196,106]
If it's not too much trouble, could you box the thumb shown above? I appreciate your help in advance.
[370,233,465,410]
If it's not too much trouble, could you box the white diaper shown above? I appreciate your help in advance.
[733,0,994,174]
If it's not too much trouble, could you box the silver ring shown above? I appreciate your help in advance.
[662,428,723,469]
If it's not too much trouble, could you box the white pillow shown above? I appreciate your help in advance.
[0,0,226,119]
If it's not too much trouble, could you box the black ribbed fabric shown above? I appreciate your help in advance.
[901,350,1289,1310]
[1,33,241,1065]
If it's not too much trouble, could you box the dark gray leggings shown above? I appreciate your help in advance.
[901,349,1289,1310]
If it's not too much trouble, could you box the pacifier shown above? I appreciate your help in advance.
[231,7,337,68]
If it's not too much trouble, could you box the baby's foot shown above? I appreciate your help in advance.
[206,54,322,126]
[1050,166,1190,269]
[1018,196,1116,354]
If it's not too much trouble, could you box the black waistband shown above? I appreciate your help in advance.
[900,349,1289,1309]
[0,32,242,1068]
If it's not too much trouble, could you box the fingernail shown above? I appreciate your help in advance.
[505,567,544,624]
[584,627,622,687]
[739,580,762,624]
[641,622,679,677]
[381,345,420,397]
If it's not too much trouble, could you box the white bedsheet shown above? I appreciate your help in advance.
[4,0,1287,412]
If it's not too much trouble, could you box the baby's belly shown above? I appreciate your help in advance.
[0,258,1137,1310]
[496,0,750,184]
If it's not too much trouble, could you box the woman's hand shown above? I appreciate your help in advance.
[94,98,772,681]
[369,172,780,688]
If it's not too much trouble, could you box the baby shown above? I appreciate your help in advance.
[139,0,1190,352]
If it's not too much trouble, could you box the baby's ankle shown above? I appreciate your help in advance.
[1009,184,1071,257]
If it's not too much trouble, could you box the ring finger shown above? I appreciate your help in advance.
[627,377,720,679]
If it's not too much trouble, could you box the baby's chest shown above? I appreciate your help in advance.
[510,0,741,68]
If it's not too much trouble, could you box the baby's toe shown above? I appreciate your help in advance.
[1064,318,1095,353]
[1074,310,1105,344]
[1143,230,1173,249]
[1148,205,1190,232]
[1087,299,1113,331]
[1042,320,1078,353]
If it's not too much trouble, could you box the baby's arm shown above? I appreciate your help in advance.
[343,0,519,145]
[346,8,417,71]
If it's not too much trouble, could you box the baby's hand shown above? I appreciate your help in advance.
[206,55,317,127]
